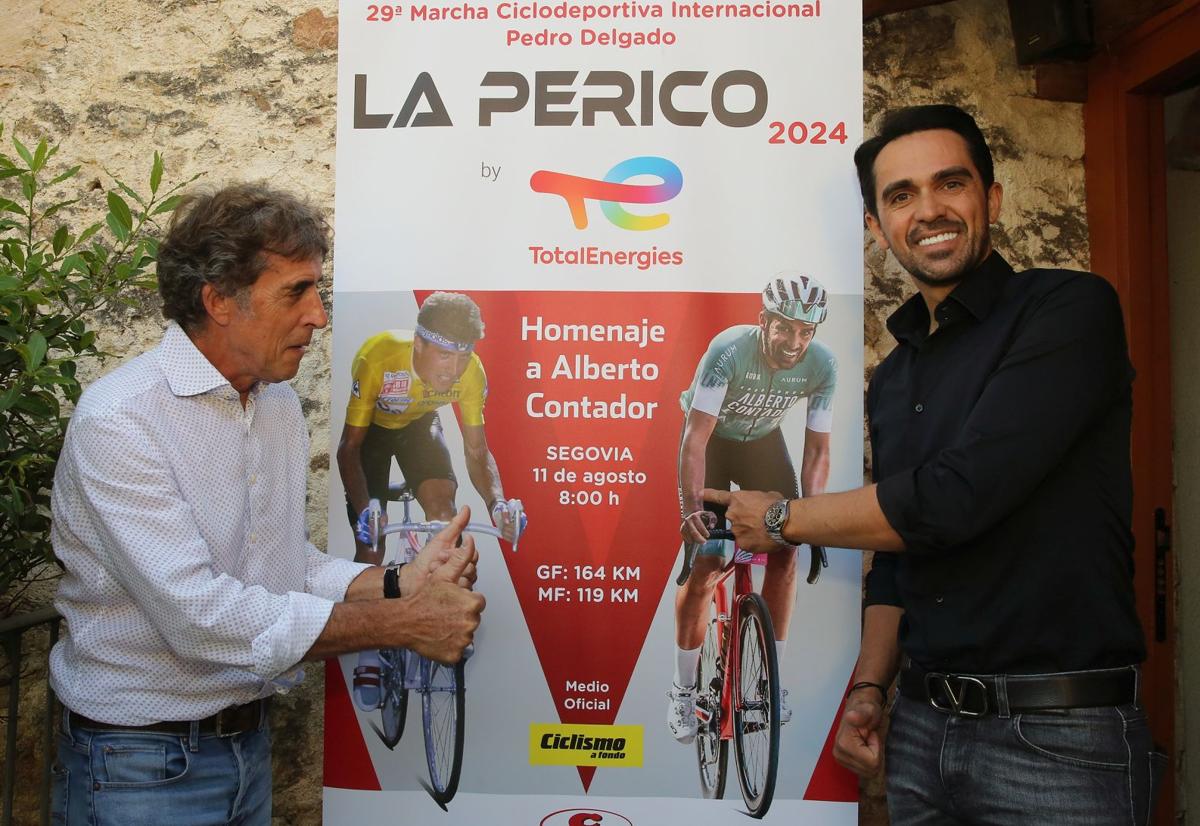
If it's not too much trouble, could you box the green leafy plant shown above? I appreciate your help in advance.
[0,125,196,612]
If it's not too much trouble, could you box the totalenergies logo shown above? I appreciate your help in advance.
[530,156,683,231]
[539,809,634,826]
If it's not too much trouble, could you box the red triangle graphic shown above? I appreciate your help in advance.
[323,657,381,791]
[803,673,860,802]
[414,290,763,792]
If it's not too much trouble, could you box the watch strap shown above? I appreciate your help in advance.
[383,563,405,599]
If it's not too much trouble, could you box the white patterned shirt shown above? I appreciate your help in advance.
[50,322,368,725]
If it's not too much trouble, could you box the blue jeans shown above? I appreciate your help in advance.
[885,694,1166,825]
[51,709,271,826]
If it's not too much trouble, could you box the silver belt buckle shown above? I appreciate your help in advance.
[925,673,989,717]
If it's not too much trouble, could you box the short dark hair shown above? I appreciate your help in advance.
[157,183,329,332]
[854,104,995,217]
[417,292,485,344]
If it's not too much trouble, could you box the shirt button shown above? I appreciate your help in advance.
[914,403,924,413]
[249,533,257,544]
[249,474,257,485]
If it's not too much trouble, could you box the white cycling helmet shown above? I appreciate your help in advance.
[762,274,828,324]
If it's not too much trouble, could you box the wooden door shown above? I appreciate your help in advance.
[1085,1,1200,821]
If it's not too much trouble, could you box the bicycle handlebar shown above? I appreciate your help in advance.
[367,497,527,555]
[675,530,826,586]
[677,529,734,586]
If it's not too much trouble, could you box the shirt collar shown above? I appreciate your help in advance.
[886,250,1014,345]
[155,322,235,398]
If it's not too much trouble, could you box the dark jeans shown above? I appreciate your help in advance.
[52,710,271,826]
[886,694,1167,825]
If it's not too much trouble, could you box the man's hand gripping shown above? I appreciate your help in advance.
[396,507,485,664]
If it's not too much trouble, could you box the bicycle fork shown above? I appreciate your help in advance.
[717,571,759,741]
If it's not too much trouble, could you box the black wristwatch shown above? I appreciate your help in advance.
[764,498,791,544]
[383,563,405,599]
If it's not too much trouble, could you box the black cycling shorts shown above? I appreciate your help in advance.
[685,427,799,554]
[344,412,457,528]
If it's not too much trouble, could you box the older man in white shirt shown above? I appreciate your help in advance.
[49,183,483,825]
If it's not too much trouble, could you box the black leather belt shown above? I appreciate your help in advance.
[67,698,270,737]
[899,662,1137,717]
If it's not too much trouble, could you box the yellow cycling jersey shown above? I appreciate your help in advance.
[345,330,487,430]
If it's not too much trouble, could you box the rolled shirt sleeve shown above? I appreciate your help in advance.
[863,551,901,607]
[305,543,372,601]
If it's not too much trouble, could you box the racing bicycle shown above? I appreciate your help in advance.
[363,482,525,806]
[676,529,824,819]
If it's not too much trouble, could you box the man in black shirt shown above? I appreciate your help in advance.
[707,105,1161,824]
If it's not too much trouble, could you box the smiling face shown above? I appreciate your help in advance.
[865,129,1003,294]
[412,336,473,393]
[759,311,817,370]
[206,253,328,394]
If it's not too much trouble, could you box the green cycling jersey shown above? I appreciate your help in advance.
[679,324,837,441]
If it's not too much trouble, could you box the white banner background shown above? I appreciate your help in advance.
[327,2,864,823]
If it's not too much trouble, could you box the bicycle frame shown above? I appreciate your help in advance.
[685,527,781,818]
[710,558,756,743]
[365,483,490,806]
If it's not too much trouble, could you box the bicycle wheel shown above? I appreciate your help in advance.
[422,658,466,804]
[732,593,780,818]
[695,594,728,799]
[379,648,409,749]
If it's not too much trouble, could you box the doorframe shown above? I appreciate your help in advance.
[1084,1,1200,821]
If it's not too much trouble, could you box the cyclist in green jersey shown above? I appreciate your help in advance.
[668,275,837,742]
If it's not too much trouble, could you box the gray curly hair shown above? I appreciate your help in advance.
[157,183,329,332]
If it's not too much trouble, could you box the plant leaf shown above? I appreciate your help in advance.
[152,194,182,215]
[106,191,133,231]
[41,198,78,222]
[47,165,81,186]
[115,179,147,209]
[106,211,129,242]
[76,223,101,245]
[150,152,163,193]
[0,384,20,412]
[26,332,47,370]
[52,225,70,255]
[15,393,56,417]
[31,139,49,172]
[11,135,33,169]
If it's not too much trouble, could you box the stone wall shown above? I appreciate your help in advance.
[1,1,1089,823]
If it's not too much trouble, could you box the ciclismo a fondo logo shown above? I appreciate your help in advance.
[351,69,767,129]
[529,723,643,767]
[543,730,627,758]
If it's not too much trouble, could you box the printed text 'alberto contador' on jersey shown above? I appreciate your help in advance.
[345,330,488,430]
[679,325,837,441]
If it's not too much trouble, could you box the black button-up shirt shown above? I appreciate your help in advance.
[865,252,1145,674]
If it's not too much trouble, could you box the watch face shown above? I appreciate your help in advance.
[766,500,787,531]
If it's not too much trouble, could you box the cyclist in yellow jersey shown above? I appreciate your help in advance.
[337,293,519,710]
[337,292,519,566]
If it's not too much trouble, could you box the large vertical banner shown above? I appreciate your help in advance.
[326,2,863,823]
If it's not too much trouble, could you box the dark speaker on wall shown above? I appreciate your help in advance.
[1007,0,1094,64]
